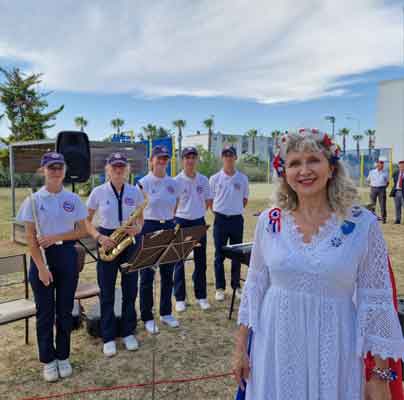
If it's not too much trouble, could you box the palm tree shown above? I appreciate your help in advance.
[203,115,215,153]
[352,134,364,159]
[226,135,238,145]
[142,123,158,140]
[364,129,376,155]
[173,119,186,156]
[246,128,258,154]
[337,128,350,155]
[111,118,125,134]
[271,130,281,151]
[74,116,88,132]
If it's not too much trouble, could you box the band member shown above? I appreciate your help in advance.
[86,153,144,357]
[174,146,212,312]
[139,145,181,334]
[209,145,249,301]
[17,152,88,382]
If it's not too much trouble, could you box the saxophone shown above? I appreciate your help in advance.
[98,186,148,262]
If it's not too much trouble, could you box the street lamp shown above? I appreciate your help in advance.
[324,115,336,138]
[346,115,360,133]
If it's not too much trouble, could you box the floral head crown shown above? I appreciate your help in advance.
[273,128,341,177]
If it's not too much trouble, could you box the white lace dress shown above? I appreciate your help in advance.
[238,206,404,400]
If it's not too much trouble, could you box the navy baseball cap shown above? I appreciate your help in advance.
[182,146,198,158]
[107,152,128,166]
[221,145,237,157]
[152,145,170,158]
[41,152,65,167]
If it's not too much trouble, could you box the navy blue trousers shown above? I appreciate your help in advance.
[140,219,175,322]
[97,227,138,343]
[174,217,207,301]
[29,242,78,364]
[213,213,244,290]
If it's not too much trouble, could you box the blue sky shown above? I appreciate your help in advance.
[0,0,403,150]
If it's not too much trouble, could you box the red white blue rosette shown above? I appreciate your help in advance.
[268,208,282,233]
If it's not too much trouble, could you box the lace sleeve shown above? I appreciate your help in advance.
[356,218,404,360]
[237,213,271,332]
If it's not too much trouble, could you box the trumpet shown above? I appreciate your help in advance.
[98,186,148,262]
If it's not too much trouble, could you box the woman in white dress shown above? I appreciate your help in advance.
[233,129,404,400]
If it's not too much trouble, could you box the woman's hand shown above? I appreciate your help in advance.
[124,224,142,237]
[365,377,391,400]
[98,235,116,251]
[37,235,58,248]
[38,267,53,287]
[233,348,250,391]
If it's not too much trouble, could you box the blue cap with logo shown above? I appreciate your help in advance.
[152,145,170,158]
[221,145,237,157]
[181,146,198,158]
[107,152,128,166]
[41,152,65,167]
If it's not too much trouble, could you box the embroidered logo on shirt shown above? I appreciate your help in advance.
[167,185,175,194]
[39,204,45,211]
[341,220,355,235]
[196,185,204,194]
[351,206,362,218]
[124,197,135,206]
[63,201,75,212]
[331,237,343,247]
[234,182,241,191]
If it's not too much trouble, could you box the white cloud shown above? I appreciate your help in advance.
[0,0,401,103]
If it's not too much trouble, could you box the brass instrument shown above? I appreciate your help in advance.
[98,186,148,262]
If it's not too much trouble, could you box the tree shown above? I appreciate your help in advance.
[173,119,186,157]
[111,118,125,134]
[337,128,350,155]
[203,115,215,153]
[364,129,376,154]
[352,134,364,159]
[226,135,238,145]
[74,116,88,131]
[246,128,258,154]
[271,130,281,150]
[0,67,64,142]
[156,126,172,138]
[142,124,172,140]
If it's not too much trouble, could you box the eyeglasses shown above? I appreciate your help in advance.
[47,164,64,171]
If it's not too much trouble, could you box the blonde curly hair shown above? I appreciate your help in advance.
[274,132,358,217]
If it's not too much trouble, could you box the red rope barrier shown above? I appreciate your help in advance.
[20,371,235,400]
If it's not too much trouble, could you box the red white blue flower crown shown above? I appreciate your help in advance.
[273,128,341,177]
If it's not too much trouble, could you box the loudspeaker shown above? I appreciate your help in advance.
[56,131,91,183]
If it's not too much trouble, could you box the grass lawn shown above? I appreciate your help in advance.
[0,183,403,400]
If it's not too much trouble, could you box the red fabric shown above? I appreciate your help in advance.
[364,257,403,399]
[399,173,403,190]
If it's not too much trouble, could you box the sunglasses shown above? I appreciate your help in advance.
[47,164,64,171]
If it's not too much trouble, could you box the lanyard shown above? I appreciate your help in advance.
[110,183,125,225]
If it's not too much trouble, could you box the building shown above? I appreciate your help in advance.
[182,132,273,161]
[377,78,404,162]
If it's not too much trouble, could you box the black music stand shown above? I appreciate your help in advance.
[119,224,209,400]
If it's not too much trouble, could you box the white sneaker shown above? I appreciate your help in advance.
[145,320,159,335]
[215,289,225,301]
[103,340,117,357]
[43,360,59,382]
[175,301,186,312]
[197,298,211,310]
[235,288,243,300]
[160,315,180,328]
[57,359,72,378]
[122,335,139,351]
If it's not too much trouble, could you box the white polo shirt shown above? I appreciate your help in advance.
[175,171,212,220]
[140,172,181,221]
[87,182,145,229]
[209,169,249,216]
[17,187,88,236]
[367,169,389,187]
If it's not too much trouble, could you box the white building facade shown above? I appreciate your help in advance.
[182,132,273,161]
[377,78,404,162]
